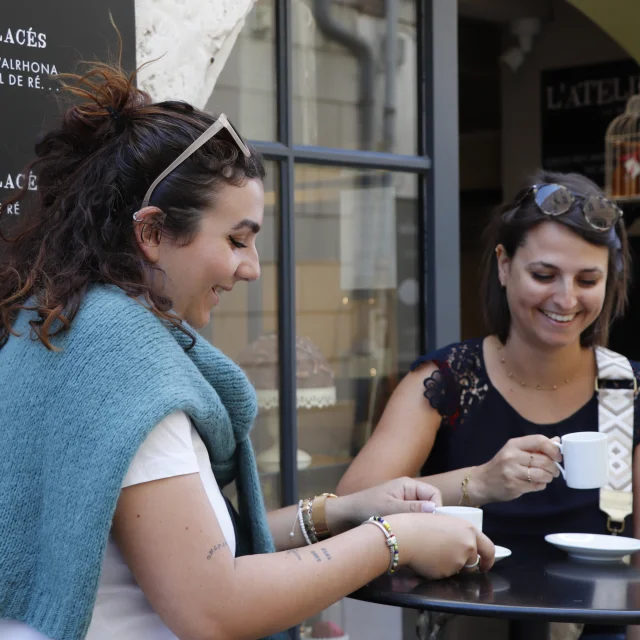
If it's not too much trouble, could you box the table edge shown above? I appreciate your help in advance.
[348,590,640,625]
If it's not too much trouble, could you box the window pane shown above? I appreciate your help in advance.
[207,0,277,141]
[294,164,421,499]
[199,161,280,510]
[292,0,418,153]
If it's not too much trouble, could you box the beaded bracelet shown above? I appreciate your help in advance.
[289,500,313,546]
[289,494,338,546]
[363,516,399,574]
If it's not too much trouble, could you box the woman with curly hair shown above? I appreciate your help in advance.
[0,61,493,640]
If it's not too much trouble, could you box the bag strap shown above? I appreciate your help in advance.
[595,346,636,535]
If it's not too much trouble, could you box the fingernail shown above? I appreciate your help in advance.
[421,501,436,513]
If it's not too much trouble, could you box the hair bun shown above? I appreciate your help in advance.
[55,63,152,143]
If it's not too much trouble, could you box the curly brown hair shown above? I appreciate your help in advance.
[0,62,265,350]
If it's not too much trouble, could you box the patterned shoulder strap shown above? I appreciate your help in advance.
[595,346,636,535]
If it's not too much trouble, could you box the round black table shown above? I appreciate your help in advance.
[349,535,640,639]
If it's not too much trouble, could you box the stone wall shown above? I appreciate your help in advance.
[134,0,256,107]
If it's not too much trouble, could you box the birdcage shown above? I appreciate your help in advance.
[605,94,640,201]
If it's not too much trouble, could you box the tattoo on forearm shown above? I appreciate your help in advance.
[206,542,228,559]
[285,547,332,563]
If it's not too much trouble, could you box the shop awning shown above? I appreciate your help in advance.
[567,0,640,64]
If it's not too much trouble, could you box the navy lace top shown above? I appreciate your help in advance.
[411,338,640,538]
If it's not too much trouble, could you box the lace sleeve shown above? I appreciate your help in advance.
[412,339,488,429]
[421,362,461,428]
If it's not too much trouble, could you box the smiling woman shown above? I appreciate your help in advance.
[495,222,609,354]
[0,61,498,640]
[338,170,640,548]
[484,174,626,352]
[137,178,264,329]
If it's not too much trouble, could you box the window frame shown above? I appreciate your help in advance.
[247,0,458,512]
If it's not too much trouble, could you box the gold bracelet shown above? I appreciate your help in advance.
[459,469,473,506]
[310,493,337,540]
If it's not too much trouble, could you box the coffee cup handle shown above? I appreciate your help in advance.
[551,441,565,479]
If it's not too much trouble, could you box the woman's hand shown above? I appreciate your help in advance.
[472,435,562,504]
[326,477,442,535]
[387,512,495,579]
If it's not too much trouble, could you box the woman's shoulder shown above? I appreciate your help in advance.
[409,338,489,428]
[71,285,196,356]
[592,349,640,424]
[626,358,640,397]
[594,346,640,384]
[410,337,485,373]
[80,285,166,332]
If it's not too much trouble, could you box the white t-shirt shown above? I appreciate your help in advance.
[1,411,236,640]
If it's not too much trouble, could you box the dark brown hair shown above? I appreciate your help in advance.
[0,62,265,350]
[480,169,630,347]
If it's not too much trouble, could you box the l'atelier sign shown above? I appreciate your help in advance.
[0,2,135,221]
[541,59,640,187]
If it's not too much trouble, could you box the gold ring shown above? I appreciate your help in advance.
[527,467,532,483]
[528,454,534,467]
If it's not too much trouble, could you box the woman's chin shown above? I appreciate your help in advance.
[184,308,212,330]
[534,329,582,350]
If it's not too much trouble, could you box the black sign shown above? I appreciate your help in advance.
[0,2,135,220]
[541,59,640,187]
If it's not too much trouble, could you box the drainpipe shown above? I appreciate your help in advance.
[312,0,375,150]
[383,0,397,153]
[312,0,379,455]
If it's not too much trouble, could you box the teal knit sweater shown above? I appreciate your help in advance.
[0,286,285,640]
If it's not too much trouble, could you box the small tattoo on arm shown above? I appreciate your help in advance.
[285,548,331,563]
[206,542,228,559]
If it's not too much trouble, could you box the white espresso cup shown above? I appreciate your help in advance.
[434,506,483,531]
[552,432,609,489]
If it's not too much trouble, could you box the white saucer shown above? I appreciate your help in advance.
[494,545,511,562]
[545,533,640,563]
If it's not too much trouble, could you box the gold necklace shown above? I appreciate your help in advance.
[497,345,583,391]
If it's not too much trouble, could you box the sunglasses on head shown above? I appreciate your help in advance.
[139,113,251,210]
[510,183,623,232]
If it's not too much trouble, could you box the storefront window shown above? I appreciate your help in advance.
[293,164,421,498]
[205,1,430,636]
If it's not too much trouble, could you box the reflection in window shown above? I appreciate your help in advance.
[208,0,277,141]
[293,0,417,153]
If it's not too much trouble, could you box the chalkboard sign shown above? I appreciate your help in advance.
[541,59,640,187]
[0,2,135,221]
